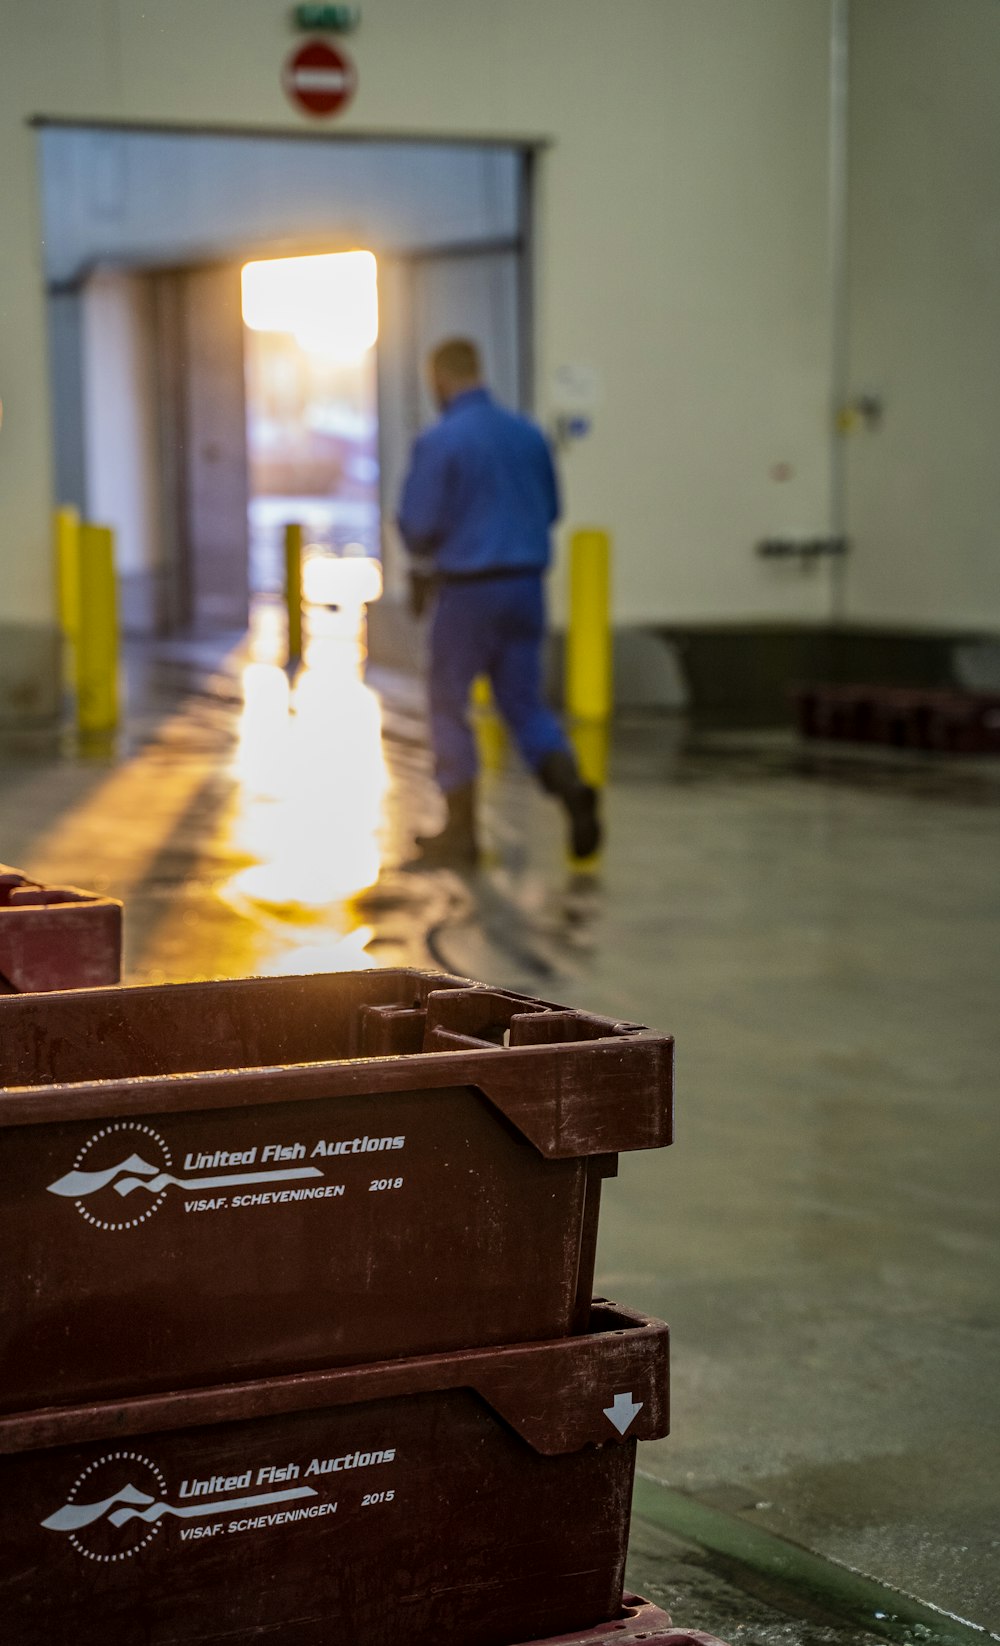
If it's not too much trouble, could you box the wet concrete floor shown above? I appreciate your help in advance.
[1,610,998,1643]
[624,1514,886,1645]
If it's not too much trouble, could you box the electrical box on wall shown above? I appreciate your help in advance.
[550,363,602,449]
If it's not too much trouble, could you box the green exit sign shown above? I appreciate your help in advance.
[293,4,359,31]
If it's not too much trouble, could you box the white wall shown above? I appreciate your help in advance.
[534,0,835,626]
[81,271,163,629]
[0,0,838,653]
[843,0,1000,630]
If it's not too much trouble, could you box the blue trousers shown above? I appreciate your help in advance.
[428,573,570,792]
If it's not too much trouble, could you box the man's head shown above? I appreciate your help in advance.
[428,338,483,410]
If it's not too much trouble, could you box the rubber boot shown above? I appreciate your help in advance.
[537,750,602,860]
[410,782,479,868]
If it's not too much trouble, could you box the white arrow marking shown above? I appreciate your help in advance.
[603,1391,643,1435]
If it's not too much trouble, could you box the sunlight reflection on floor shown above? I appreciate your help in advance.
[218,583,389,971]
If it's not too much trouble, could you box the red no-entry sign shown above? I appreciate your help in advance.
[283,38,357,117]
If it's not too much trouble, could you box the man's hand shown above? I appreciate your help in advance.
[408,570,435,619]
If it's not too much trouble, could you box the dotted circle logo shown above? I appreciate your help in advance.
[70,1122,172,1232]
[62,1451,168,1563]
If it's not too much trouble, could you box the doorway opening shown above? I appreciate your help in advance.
[39,122,534,643]
[242,249,381,603]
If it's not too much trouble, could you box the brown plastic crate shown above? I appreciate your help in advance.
[0,1301,668,1646]
[0,969,672,1412]
[522,1594,729,1643]
[792,683,1000,753]
[0,864,121,992]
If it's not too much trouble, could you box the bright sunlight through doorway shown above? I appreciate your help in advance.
[241,251,381,602]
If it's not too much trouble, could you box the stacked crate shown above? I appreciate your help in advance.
[793,683,1000,754]
[0,968,679,1645]
[520,1595,728,1643]
[0,863,121,992]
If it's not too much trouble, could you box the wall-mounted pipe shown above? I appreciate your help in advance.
[827,0,851,623]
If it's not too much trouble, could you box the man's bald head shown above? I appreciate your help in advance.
[429,338,483,408]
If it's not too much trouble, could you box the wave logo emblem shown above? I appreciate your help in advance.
[41,1452,318,1562]
[46,1123,326,1231]
[47,1122,174,1232]
[42,1451,170,1562]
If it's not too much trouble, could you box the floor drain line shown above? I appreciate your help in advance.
[631,1473,998,1646]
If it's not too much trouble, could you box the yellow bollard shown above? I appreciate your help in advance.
[570,717,610,791]
[54,505,81,689]
[284,523,304,664]
[566,529,612,724]
[54,505,80,641]
[471,673,506,773]
[76,524,119,736]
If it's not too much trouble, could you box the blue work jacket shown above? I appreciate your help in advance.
[397,388,560,577]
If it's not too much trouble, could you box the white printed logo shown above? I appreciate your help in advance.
[41,1451,169,1561]
[47,1122,323,1232]
[41,1452,316,1562]
[47,1123,174,1231]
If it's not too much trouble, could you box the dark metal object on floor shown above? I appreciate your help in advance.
[0,864,121,992]
[793,682,1000,753]
[0,1303,668,1646]
[0,968,673,1412]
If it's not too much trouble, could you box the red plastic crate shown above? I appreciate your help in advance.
[521,1593,730,1642]
[792,683,1000,754]
[0,864,121,991]
[0,969,673,1411]
[0,1302,668,1646]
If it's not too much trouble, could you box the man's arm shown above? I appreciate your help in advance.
[541,435,561,527]
[397,431,450,558]
[397,431,450,615]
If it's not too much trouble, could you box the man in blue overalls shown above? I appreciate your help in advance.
[397,338,601,869]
